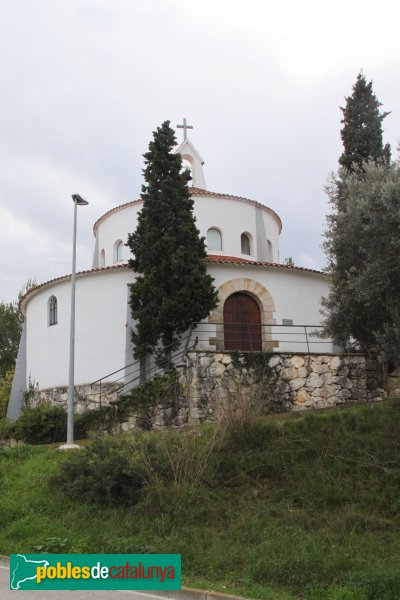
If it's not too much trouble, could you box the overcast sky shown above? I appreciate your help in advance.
[1,0,399,303]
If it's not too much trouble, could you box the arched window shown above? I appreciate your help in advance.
[48,296,58,326]
[113,240,124,263]
[241,233,251,255]
[99,249,105,267]
[207,228,222,251]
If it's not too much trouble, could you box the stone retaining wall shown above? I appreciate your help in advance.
[185,352,382,423]
[28,382,121,413]
[27,352,383,432]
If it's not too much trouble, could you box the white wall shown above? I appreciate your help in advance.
[24,262,331,391]
[208,264,332,353]
[95,205,141,268]
[193,195,280,261]
[25,269,134,389]
[94,193,281,267]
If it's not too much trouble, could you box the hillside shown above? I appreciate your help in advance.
[0,399,399,600]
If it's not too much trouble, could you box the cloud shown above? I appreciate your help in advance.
[0,0,399,302]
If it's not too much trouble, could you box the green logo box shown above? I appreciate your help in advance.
[10,553,181,591]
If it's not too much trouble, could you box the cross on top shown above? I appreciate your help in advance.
[177,118,193,141]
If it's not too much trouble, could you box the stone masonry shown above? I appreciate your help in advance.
[185,351,382,423]
[28,382,121,413]
[26,351,384,432]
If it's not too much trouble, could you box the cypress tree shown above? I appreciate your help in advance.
[127,121,218,359]
[339,72,391,172]
[323,74,397,374]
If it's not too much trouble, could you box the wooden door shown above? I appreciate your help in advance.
[223,292,262,351]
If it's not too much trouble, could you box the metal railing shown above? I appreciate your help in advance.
[90,322,333,405]
[189,322,332,354]
[90,329,195,405]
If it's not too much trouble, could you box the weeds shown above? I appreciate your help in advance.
[1,399,400,599]
[218,352,276,441]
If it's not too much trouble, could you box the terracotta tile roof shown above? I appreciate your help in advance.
[19,263,129,311]
[93,187,282,234]
[206,255,325,275]
[93,199,143,234]
[20,256,325,312]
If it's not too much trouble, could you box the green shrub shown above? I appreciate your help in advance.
[0,369,14,419]
[50,436,144,505]
[74,404,116,437]
[0,417,17,440]
[14,403,67,444]
[74,371,178,437]
[51,427,223,508]
[118,371,177,412]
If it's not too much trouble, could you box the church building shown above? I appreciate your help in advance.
[8,123,331,418]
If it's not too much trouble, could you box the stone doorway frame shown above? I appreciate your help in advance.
[208,277,278,351]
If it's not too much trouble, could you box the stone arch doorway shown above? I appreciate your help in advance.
[208,277,278,352]
[223,292,262,351]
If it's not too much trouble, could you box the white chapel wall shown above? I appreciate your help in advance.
[94,193,281,268]
[207,265,332,353]
[192,194,280,261]
[94,204,142,268]
[25,269,134,390]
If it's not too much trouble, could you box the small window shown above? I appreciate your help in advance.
[48,296,58,326]
[113,240,124,263]
[241,233,251,255]
[99,249,105,267]
[207,228,222,251]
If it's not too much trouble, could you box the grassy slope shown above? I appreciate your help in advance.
[1,399,400,600]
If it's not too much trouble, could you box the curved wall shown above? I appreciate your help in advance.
[193,194,280,262]
[94,204,140,267]
[25,269,134,390]
[207,264,330,353]
[93,192,281,268]
[22,262,330,393]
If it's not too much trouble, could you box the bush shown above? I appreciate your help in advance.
[51,427,223,508]
[0,369,14,419]
[0,417,17,440]
[117,371,177,412]
[50,436,145,505]
[153,426,223,488]
[14,403,67,444]
[74,371,178,437]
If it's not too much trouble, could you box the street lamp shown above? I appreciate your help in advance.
[59,194,89,450]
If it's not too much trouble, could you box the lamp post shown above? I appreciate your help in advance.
[59,194,89,450]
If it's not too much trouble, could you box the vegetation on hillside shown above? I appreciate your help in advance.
[0,301,23,377]
[1,399,399,600]
[0,369,14,419]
